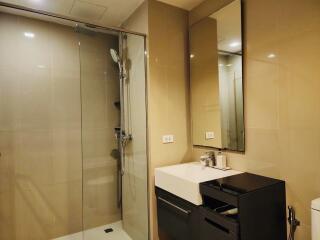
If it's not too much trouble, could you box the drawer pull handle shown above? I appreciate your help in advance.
[158,197,191,215]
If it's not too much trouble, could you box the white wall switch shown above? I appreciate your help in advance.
[205,131,215,140]
[162,135,174,144]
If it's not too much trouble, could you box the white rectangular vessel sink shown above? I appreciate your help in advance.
[155,162,242,205]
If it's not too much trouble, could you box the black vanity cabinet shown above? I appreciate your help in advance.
[199,173,287,240]
[156,173,287,240]
[155,187,199,240]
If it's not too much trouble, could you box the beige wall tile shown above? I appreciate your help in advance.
[0,69,21,131]
[79,31,121,229]
[0,12,120,239]
[148,1,191,239]
[52,129,82,183]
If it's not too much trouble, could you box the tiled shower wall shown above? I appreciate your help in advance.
[0,13,83,239]
[79,27,121,230]
[0,12,120,239]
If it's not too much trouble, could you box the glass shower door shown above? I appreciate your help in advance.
[78,26,148,240]
[121,33,149,240]
[77,26,122,238]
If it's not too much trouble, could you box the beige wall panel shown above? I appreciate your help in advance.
[190,0,320,239]
[148,1,190,239]
[79,31,121,229]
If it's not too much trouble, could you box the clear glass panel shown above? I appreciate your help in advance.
[121,33,148,240]
[0,9,148,240]
[78,28,148,240]
[78,26,122,238]
[0,12,83,239]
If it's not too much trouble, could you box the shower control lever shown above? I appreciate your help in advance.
[121,132,132,147]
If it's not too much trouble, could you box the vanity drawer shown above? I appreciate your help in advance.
[199,206,239,240]
[156,187,198,240]
[200,184,238,206]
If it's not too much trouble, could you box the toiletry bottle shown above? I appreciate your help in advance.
[216,150,227,169]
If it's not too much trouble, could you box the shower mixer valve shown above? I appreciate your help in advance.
[121,132,132,147]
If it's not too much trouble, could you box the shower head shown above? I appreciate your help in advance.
[110,49,120,63]
[110,48,127,80]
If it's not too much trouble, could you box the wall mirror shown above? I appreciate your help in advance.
[190,0,244,152]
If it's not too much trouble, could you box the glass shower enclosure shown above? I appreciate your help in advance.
[0,4,148,240]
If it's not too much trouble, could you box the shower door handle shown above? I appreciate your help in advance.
[120,132,132,175]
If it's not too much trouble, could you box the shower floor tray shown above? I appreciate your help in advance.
[53,221,132,240]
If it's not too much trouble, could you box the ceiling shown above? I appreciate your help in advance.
[0,0,145,27]
[159,0,204,10]
[0,0,204,27]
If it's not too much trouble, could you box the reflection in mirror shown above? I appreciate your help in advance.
[190,0,244,151]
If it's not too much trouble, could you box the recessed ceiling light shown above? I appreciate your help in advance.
[190,54,195,59]
[37,65,46,69]
[229,42,241,48]
[226,64,233,67]
[24,32,35,38]
[268,53,276,59]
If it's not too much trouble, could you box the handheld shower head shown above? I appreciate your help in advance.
[110,49,120,63]
[110,48,127,80]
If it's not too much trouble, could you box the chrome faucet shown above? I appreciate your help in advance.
[200,151,216,167]
[206,151,216,167]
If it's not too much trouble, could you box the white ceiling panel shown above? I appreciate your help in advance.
[0,0,206,27]
[70,0,107,21]
[0,0,144,27]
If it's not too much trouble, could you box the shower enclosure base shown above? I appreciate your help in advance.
[53,221,132,240]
